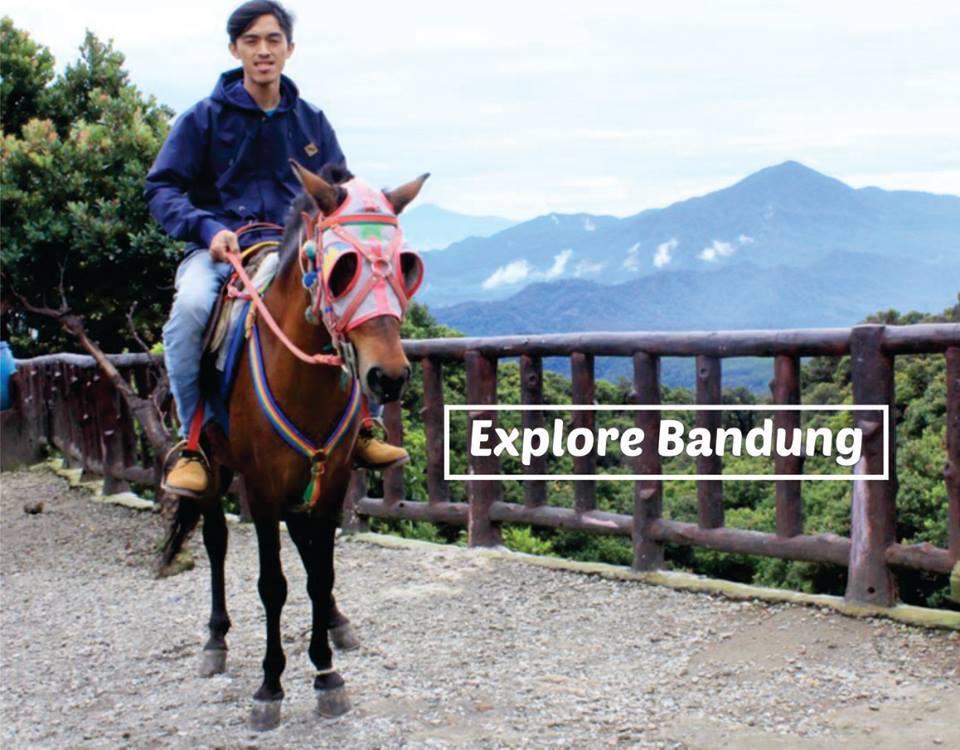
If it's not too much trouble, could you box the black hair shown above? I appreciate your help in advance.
[227,1,295,44]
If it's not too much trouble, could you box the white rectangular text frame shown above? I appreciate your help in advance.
[442,404,889,481]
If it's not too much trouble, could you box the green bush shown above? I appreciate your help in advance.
[501,525,555,556]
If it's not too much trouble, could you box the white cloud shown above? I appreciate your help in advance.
[699,239,736,262]
[574,259,606,276]
[482,259,533,288]
[653,238,678,268]
[544,249,573,279]
[482,248,573,289]
[738,234,755,244]
[622,242,642,271]
[582,217,596,232]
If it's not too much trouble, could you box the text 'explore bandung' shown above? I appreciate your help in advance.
[466,415,869,476]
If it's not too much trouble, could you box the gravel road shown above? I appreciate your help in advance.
[2,467,959,749]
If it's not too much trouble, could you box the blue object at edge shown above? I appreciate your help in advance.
[0,341,17,411]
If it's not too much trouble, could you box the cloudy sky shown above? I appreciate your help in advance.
[8,1,960,219]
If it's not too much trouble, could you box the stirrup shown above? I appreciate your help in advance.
[161,440,212,499]
[162,439,211,472]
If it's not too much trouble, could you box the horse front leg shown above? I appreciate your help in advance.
[198,501,230,676]
[286,512,351,717]
[250,514,288,731]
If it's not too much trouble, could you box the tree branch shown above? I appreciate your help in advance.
[125,302,152,355]
[11,286,172,453]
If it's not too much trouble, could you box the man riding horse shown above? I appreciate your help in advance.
[145,0,407,496]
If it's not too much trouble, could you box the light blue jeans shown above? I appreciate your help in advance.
[162,249,382,439]
[163,250,232,437]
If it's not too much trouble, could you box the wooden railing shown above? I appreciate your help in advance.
[348,323,960,608]
[2,353,168,490]
[3,323,958,607]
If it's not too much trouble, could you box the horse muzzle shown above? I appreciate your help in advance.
[365,364,411,404]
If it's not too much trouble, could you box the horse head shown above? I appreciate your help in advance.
[290,161,427,404]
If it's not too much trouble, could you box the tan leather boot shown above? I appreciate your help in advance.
[353,427,410,470]
[161,450,211,498]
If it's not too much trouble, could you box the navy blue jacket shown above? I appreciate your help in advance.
[144,68,345,253]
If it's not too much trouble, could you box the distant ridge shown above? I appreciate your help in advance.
[417,161,959,388]
[419,161,960,307]
[399,204,515,251]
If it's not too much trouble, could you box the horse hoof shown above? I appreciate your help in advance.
[329,622,362,652]
[315,686,351,717]
[250,700,282,731]
[198,648,227,677]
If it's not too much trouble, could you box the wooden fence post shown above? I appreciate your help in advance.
[465,350,501,547]
[772,354,804,537]
[571,352,597,512]
[342,470,369,533]
[846,325,897,606]
[97,373,130,495]
[382,400,405,505]
[944,347,960,565]
[421,357,449,504]
[520,354,547,507]
[632,352,664,571]
[695,355,724,528]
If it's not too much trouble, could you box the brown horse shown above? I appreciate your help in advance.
[160,162,427,729]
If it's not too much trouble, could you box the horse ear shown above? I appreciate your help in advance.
[384,173,430,215]
[289,159,339,215]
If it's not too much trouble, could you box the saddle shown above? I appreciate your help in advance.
[198,242,281,430]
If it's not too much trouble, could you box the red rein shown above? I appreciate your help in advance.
[228,223,344,368]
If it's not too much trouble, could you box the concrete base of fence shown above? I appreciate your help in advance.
[343,532,960,631]
[40,459,253,526]
[29,460,959,631]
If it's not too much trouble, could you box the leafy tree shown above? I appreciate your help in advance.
[0,17,56,136]
[1,22,177,354]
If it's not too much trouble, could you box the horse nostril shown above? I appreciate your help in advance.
[367,367,384,396]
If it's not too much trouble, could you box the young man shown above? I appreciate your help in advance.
[145,0,407,497]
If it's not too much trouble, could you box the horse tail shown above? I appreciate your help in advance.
[156,496,202,578]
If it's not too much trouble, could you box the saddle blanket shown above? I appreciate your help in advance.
[201,251,279,429]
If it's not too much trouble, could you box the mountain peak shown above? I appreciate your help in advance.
[720,160,856,209]
[736,160,850,191]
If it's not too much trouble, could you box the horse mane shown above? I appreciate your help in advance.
[277,163,354,277]
[277,192,316,276]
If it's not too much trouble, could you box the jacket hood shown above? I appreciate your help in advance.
[210,67,299,112]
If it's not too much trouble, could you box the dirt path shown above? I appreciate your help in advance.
[1,468,958,749]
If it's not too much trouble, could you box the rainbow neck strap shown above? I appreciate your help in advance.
[248,323,362,507]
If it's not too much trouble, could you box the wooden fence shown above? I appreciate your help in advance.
[3,323,959,608]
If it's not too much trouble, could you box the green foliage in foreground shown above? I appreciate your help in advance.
[375,297,959,609]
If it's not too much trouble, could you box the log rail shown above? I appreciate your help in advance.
[363,323,960,608]
[3,323,959,607]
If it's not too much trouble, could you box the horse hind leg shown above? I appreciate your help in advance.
[198,496,231,677]
[328,596,362,652]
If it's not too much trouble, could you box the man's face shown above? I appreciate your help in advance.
[229,14,294,86]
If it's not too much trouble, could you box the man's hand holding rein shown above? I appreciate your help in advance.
[210,229,240,263]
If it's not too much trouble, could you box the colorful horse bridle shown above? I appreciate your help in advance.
[298,178,424,377]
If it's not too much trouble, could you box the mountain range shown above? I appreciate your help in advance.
[409,161,959,388]
[419,161,958,308]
